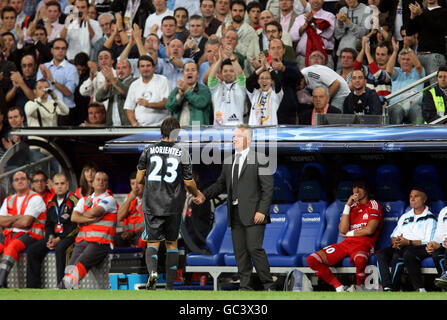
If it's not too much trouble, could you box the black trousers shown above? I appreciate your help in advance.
[26,236,75,288]
[377,245,429,290]
[431,246,446,276]
[230,205,274,290]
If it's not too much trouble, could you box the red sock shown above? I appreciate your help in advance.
[353,253,368,286]
[307,253,342,289]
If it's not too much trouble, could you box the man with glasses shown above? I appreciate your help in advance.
[36,38,79,125]
[31,170,54,205]
[0,171,46,288]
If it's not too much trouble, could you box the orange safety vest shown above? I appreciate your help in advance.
[4,190,46,240]
[121,195,144,233]
[75,194,117,245]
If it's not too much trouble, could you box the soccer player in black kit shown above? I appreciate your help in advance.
[136,117,204,290]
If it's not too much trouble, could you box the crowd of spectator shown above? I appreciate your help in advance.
[0,0,445,145]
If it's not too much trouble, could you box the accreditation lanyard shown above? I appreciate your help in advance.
[54,193,69,234]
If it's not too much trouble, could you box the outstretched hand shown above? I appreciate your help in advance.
[193,191,206,205]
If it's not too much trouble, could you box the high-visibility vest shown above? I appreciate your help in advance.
[429,87,446,116]
[121,195,144,233]
[75,194,117,245]
[4,190,46,240]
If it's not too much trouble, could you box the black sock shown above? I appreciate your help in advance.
[165,249,179,290]
[145,245,158,274]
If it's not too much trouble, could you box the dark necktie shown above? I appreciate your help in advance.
[232,153,241,203]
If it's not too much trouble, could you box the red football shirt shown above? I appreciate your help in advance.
[348,200,384,247]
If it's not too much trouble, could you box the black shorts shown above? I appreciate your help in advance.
[142,213,181,242]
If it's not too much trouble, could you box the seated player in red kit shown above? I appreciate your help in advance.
[306,179,384,292]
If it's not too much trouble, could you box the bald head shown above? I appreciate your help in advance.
[259,10,273,29]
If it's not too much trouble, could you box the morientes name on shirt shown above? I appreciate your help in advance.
[150,145,183,157]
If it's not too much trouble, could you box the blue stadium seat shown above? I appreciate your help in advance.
[275,201,328,267]
[375,165,405,201]
[297,180,327,202]
[341,164,364,180]
[376,164,402,184]
[429,200,446,217]
[272,166,294,203]
[224,204,292,266]
[319,200,344,249]
[186,204,231,266]
[375,181,406,202]
[413,165,440,185]
[335,181,353,202]
[302,162,326,179]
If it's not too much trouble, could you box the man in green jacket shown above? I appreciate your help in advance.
[166,61,212,126]
[96,60,135,126]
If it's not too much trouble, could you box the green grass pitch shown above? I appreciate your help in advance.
[1,289,447,300]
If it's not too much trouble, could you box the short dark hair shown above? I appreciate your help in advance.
[161,15,177,25]
[97,48,113,59]
[46,1,61,12]
[200,0,215,5]
[438,65,447,76]
[265,20,282,33]
[7,106,24,117]
[1,6,16,19]
[74,51,89,66]
[129,171,137,180]
[160,117,181,139]
[32,170,48,181]
[88,102,106,112]
[2,32,16,43]
[247,1,262,12]
[411,185,428,197]
[230,0,246,11]
[340,47,357,60]
[174,6,189,18]
[220,58,233,72]
[51,37,68,49]
[137,55,155,68]
[35,25,48,37]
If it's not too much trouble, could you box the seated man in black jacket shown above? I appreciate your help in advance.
[299,86,341,125]
[343,70,382,116]
[26,173,79,288]
[422,65,447,124]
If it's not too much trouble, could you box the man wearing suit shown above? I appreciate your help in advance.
[194,124,275,291]
[183,15,207,64]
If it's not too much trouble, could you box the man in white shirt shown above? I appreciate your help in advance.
[60,0,103,60]
[299,63,351,111]
[377,186,437,292]
[80,49,116,109]
[0,171,47,288]
[207,47,246,126]
[427,206,447,288]
[124,55,171,126]
[25,79,69,127]
[143,0,173,38]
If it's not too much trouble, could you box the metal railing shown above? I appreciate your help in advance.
[382,71,438,123]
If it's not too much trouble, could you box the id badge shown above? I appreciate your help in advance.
[55,223,63,234]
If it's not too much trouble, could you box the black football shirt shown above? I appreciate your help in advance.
[137,141,193,216]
